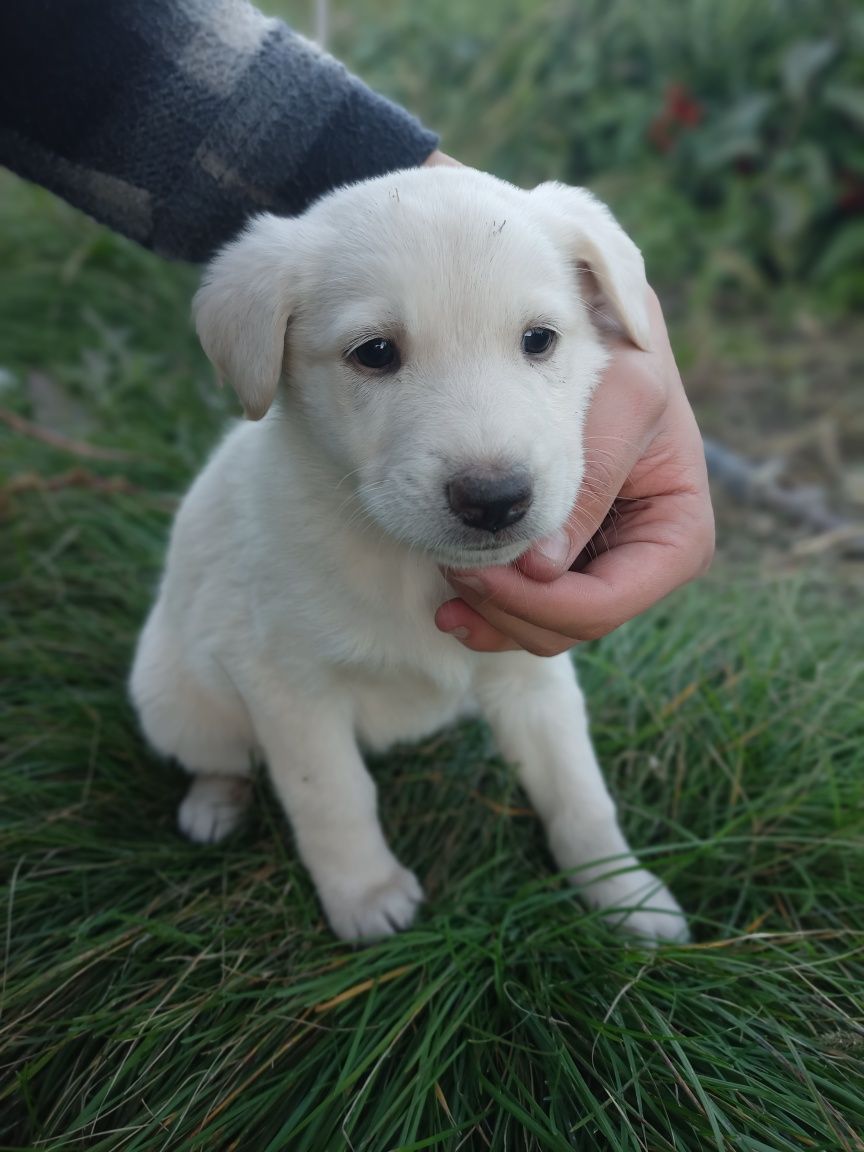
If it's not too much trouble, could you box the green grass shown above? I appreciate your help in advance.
[2,164,864,1151]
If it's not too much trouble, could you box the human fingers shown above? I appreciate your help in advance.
[422,149,463,168]
[434,595,575,655]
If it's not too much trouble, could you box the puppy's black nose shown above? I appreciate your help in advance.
[446,468,533,533]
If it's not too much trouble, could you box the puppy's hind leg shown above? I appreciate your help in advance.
[178,774,252,844]
[130,607,255,844]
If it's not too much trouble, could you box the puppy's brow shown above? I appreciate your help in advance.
[335,308,405,352]
[340,326,404,357]
[521,308,565,332]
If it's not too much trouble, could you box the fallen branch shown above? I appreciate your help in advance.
[0,406,136,462]
[1,467,177,509]
[703,437,864,558]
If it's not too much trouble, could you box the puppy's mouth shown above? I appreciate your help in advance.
[428,531,536,569]
[356,477,569,568]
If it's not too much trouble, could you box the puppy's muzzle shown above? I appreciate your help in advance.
[446,468,533,534]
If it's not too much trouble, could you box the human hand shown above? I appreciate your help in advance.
[422,149,462,168]
[435,289,715,654]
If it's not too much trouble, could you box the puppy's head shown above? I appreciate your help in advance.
[194,169,649,567]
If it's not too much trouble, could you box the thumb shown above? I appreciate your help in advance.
[516,429,645,583]
[515,525,578,581]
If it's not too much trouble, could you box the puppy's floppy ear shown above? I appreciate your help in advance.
[530,182,651,351]
[193,214,298,420]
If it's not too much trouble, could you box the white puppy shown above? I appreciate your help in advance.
[130,167,688,944]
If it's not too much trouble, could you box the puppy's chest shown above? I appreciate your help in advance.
[327,588,474,693]
[322,558,478,750]
[346,659,476,752]
[309,545,449,661]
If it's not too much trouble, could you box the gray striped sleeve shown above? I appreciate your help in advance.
[0,0,439,261]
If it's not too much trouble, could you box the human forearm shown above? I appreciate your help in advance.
[0,0,438,261]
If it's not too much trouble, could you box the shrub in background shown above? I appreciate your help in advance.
[308,0,864,311]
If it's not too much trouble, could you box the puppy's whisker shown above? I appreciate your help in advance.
[334,464,368,492]
[577,475,617,498]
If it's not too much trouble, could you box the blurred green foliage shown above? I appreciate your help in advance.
[275,0,864,313]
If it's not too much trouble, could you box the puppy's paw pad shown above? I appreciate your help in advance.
[587,869,689,946]
[324,865,424,942]
[178,775,250,844]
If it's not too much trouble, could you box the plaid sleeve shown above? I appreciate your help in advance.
[0,0,439,261]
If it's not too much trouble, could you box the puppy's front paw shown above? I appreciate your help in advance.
[319,863,424,942]
[583,867,690,945]
[178,775,250,843]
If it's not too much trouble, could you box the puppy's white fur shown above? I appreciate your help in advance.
[130,168,687,943]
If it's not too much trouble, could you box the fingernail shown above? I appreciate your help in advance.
[536,530,571,566]
[452,574,486,595]
[447,626,470,641]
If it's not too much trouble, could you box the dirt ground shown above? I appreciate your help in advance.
[678,309,864,580]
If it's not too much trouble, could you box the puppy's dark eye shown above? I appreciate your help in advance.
[522,327,556,356]
[352,338,398,371]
